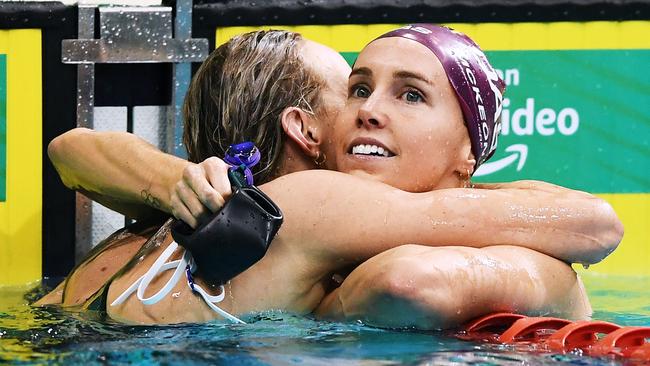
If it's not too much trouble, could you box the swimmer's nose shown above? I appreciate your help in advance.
[357,96,387,129]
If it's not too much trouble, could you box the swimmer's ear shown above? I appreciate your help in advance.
[281,106,321,157]
[456,144,476,179]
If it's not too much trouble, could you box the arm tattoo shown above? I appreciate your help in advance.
[141,189,162,209]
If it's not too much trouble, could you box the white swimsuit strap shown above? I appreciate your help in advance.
[110,240,245,324]
[190,282,244,324]
[109,260,180,307]
[136,241,187,305]
[182,249,244,323]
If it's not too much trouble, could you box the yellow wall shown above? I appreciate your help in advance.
[0,29,43,286]
[589,194,649,276]
[216,21,650,50]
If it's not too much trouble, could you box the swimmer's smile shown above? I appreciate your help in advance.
[346,137,396,160]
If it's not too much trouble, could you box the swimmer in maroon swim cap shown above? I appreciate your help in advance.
[376,24,506,168]
[328,24,506,192]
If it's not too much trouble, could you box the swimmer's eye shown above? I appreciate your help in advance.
[402,89,424,104]
[351,85,371,99]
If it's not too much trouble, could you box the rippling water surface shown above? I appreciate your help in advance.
[1,274,648,365]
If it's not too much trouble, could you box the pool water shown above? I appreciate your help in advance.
[1,273,648,365]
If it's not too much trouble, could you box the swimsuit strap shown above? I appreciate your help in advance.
[110,240,245,324]
[82,218,175,312]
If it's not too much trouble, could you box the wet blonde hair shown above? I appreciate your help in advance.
[183,30,324,183]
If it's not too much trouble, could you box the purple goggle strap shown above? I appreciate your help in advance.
[223,142,261,186]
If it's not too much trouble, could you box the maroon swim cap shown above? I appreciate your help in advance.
[376,24,506,168]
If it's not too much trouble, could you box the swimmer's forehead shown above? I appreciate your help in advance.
[353,37,447,85]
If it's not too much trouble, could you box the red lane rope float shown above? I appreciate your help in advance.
[464,312,526,334]
[460,313,650,361]
[630,343,650,359]
[458,312,526,342]
[589,327,650,358]
[497,317,572,343]
[544,320,621,352]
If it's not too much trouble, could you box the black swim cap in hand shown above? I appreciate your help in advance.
[171,142,283,285]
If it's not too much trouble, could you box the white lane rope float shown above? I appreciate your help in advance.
[110,241,245,324]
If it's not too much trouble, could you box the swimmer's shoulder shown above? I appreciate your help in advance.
[58,218,167,307]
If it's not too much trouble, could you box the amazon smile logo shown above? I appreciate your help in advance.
[474,144,527,177]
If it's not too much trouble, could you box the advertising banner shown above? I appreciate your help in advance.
[216,22,649,275]
[0,29,42,285]
[476,50,649,193]
[0,55,5,202]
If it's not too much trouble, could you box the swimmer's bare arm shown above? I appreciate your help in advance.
[261,170,623,266]
[314,245,592,329]
[49,130,622,263]
[47,128,231,220]
[100,147,622,263]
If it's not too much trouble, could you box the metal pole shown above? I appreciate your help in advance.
[168,0,193,158]
[75,5,96,262]
[62,1,207,260]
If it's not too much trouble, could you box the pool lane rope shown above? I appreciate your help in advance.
[459,312,650,360]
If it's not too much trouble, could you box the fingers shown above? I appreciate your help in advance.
[170,188,199,229]
[186,158,229,213]
[204,157,233,204]
[177,179,212,225]
[170,158,232,228]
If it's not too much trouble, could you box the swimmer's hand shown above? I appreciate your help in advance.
[170,157,233,229]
